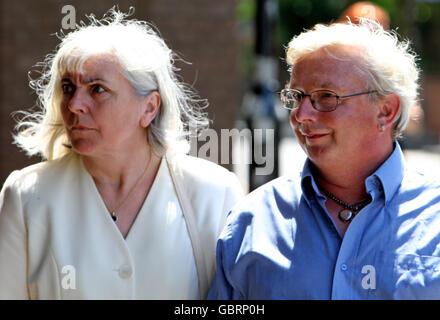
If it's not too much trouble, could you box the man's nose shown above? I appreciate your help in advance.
[293,96,317,123]
[68,89,90,114]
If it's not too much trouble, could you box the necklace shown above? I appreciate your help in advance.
[109,151,153,222]
[317,183,371,222]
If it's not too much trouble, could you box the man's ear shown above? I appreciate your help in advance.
[140,91,161,128]
[377,93,401,129]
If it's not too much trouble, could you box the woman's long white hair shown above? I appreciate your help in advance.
[13,7,209,160]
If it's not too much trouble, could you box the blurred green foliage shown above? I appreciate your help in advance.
[236,0,440,77]
[413,2,440,73]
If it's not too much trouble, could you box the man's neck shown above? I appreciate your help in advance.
[312,142,395,204]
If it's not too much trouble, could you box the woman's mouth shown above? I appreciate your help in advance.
[71,125,92,131]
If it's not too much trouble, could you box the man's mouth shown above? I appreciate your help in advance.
[304,133,328,139]
[300,129,329,139]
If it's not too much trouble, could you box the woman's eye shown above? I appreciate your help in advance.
[61,83,75,94]
[92,85,105,94]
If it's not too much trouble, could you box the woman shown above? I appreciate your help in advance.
[0,9,243,299]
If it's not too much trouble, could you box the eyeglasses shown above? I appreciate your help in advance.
[280,88,377,112]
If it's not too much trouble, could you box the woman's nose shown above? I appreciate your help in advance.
[68,89,90,114]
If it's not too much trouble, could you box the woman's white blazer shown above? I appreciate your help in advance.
[0,152,244,299]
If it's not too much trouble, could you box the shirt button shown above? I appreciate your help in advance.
[119,264,133,279]
[341,263,348,271]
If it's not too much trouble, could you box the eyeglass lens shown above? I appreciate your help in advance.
[281,90,338,111]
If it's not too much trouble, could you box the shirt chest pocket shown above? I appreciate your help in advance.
[390,253,440,299]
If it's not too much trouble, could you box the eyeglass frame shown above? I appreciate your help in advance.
[280,88,377,112]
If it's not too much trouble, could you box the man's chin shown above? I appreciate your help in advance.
[304,145,332,164]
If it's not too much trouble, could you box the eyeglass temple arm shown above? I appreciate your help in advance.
[338,90,377,99]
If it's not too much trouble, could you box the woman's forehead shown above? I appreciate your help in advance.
[60,53,121,80]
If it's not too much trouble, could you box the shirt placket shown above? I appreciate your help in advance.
[313,186,379,300]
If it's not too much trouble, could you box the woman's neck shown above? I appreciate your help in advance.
[81,145,154,191]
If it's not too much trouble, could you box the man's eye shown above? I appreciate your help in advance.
[320,92,336,98]
[292,92,303,100]
[61,83,75,94]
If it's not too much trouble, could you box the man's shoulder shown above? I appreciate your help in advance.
[246,175,301,202]
[402,164,440,193]
[228,175,303,221]
[390,165,440,221]
[218,175,303,250]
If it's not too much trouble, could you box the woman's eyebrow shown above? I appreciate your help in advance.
[81,77,106,84]
[61,76,107,84]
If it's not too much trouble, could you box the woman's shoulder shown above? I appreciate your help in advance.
[167,153,243,192]
[170,153,232,177]
[2,152,79,193]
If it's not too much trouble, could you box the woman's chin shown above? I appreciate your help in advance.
[71,139,96,156]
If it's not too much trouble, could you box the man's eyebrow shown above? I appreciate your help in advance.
[318,81,338,89]
[288,81,338,90]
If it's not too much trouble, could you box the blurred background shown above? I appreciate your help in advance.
[1,0,439,193]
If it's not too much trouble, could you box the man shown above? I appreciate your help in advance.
[208,20,440,299]
[337,1,390,30]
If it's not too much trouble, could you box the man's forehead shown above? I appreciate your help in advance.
[289,66,348,89]
[292,45,363,70]
[289,48,365,89]
[289,75,341,89]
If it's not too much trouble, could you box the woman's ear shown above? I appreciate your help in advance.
[377,93,401,130]
[140,91,161,128]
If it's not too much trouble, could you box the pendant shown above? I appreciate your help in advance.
[112,215,118,222]
[338,209,353,222]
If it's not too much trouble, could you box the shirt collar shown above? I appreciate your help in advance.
[366,142,404,204]
[300,142,405,205]
[300,159,321,206]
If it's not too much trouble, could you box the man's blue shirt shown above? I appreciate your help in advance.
[208,143,440,299]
